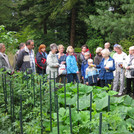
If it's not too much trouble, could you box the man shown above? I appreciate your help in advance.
[0,43,13,72]
[112,45,127,95]
[16,40,35,73]
[13,43,26,69]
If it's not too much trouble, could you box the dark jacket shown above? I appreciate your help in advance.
[36,52,47,74]
[16,47,35,74]
[94,54,103,65]
[77,52,85,69]
[96,56,115,80]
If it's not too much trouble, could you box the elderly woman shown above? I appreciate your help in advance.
[112,45,127,95]
[94,47,103,65]
[46,43,59,80]
[56,44,66,83]
[36,44,47,75]
[125,46,134,96]
[93,49,115,87]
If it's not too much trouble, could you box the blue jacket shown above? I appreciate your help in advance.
[96,56,115,80]
[66,55,78,74]
[81,60,88,79]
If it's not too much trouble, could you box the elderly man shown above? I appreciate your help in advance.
[16,40,35,73]
[0,43,12,72]
[112,45,127,95]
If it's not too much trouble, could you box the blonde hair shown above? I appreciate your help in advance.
[104,42,110,47]
[66,46,73,53]
[101,49,110,56]
[58,44,64,50]
[84,52,90,56]
[88,59,93,63]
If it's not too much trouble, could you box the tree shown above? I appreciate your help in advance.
[89,0,134,44]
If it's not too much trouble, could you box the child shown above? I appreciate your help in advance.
[66,48,79,83]
[85,59,99,86]
[81,52,91,83]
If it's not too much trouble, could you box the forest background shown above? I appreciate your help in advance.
[0,0,134,64]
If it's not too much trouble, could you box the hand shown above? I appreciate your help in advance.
[61,61,66,64]
[76,71,79,74]
[82,77,84,80]
[97,78,99,81]
[55,65,59,68]
[104,67,109,70]
[90,64,96,67]
[86,82,88,85]
[126,66,130,70]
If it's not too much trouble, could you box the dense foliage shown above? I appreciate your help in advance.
[0,71,134,134]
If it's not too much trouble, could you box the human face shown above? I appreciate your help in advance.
[129,50,134,55]
[88,61,93,66]
[59,47,64,53]
[105,44,110,49]
[1,45,6,53]
[84,55,90,60]
[51,48,57,54]
[82,47,87,53]
[68,50,74,56]
[41,47,46,52]
[113,47,117,52]
[102,53,108,58]
[116,48,122,54]
[28,42,34,50]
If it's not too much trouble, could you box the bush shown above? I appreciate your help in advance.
[119,35,134,55]
[86,37,104,54]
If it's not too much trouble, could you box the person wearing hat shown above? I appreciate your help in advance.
[110,44,118,58]
[125,46,134,96]
[112,45,127,96]
[94,47,103,65]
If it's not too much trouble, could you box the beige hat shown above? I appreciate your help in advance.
[96,47,103,53]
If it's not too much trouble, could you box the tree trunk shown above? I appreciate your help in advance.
[43,19,47,35]
[70,8,76,47]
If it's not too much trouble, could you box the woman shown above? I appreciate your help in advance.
[125,46,134,96]
[36,44,47,75]
[46,43,59,80]
[56,44,66,83]
[94,47,103,65]
[93,49,115,87]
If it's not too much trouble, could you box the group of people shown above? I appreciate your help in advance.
[0,40,134,97]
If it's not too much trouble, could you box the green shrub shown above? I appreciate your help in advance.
[119,35,134,55]
[86,37,104,54]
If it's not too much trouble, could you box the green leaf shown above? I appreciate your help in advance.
[123,95,133,106]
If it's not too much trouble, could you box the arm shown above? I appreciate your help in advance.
[81,63,84,77]
[36,53,46,67]
[94,56,99,65]
[47,55,59,68]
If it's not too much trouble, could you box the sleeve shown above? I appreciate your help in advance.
[36,53,46,67]
[85,69,88,82]
[0,56,6,70]
[16,51,24,71]
[109,59,115,71]
[94,56,99,65]
[47,55,59,68]
[66,57,78,73]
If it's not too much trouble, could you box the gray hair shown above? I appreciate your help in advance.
[115,45,123,51]
[96,47,103,53]
[50,43,58,50]
[19,43,25,49]
[0,43,5,51]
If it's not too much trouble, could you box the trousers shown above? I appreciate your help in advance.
[113,69,125,93]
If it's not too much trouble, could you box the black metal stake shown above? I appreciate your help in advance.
[33,76,35,106]
[99,112,102,134]
[56,95,60,134]
[20,95,23,134]
[53,72,56,112]
[90,92,92,121]
[64,77,66,109]
[40,79,43,134]
[49,71,52,132]
[10,79,13,128]
[77,82,79,113]
[4,74,7,112]
[69,105,73,134]
[108,96,110,112]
